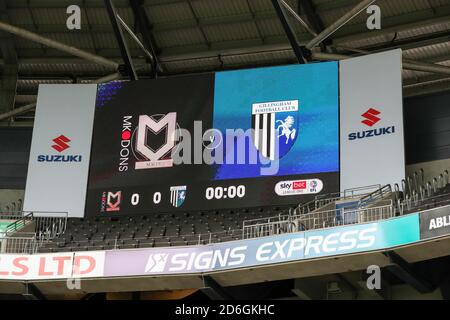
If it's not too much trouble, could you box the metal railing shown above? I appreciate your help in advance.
[400,191,450,215]
[0,211,68,254]
[3,211,68,239]
[0,232,38,254]
[36,228,245,253]
[295,184,382,215]
[399,168,450,212]
[5,212,33,235]
[33,213,68,241]
[243,203,394,239]
[358,184,392,207]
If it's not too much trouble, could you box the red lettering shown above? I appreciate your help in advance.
[38,257,53,276]
[0,257,9,276]
[12,257,29,276]
[52,256,72,275]
[293,181,306,190]
[74,256,96,275]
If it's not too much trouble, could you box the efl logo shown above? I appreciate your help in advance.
[361,108,381,127]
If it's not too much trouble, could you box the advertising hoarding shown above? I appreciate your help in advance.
[340,50,405,191]
[23,85,97,218]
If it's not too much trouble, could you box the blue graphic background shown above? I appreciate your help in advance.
[213,62,339,180]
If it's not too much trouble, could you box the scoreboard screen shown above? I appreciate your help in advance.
[85,62,339,215]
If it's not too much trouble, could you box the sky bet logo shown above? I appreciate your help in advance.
[37,135,82,163]
[348,108,395,141]
[274,179,323,196]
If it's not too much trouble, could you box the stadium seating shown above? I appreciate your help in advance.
[2,169,448,254]
[37,206,290,252]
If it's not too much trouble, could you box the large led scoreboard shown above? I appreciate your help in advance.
[86,62,340,214]
[23,50,405,218]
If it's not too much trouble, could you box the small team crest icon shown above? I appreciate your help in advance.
[252,100,299,160]
[101,191,122,212]
[170,186,187,208]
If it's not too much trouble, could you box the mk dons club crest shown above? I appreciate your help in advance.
[101,191,122,212]
[134,112,178,170]
[251,100,299,160]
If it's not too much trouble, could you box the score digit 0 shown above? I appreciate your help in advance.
[131,192,161,205]
[153,192,161,204]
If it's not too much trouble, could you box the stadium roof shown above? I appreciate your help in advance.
[1,0,450,123]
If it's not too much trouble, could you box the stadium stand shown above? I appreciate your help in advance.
[1,168,447,255]
[2,0,450,302]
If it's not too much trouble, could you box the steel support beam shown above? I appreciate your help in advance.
[200,276,233,300]
[355,29,450,53]
[104,0,138,80]
[440,274,450,300]
[0,102,35,121]
[306,0,376,50]
[279,0,317,37]
[0,65,137,121]
[271,0,309,63]
[0,21,118,69]
[383,252,435,294]
[129,0,162,78]
[117,14,153,62]
[22,283,46,300]
[298,0,329,52]
[298,0,325,34]
[0,0,18,119]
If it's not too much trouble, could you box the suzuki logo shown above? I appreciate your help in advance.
[52,135,71,152]
[361,108,381,127]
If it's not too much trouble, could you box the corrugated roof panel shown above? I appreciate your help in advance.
[42,33,95,48]
[397,21,450,39]
[256,18,285,37]
[336,19,450,49]
[203,21,260,42]
[145,2,194,23]
[14,37,43,49]
[403,42,450,61]
[248,0,273,12]
[86,7,113,25]
[191,0,250,18]
[115,7,135,25]
[30,8,70,25]
[92,33,119,48]
[154,27,206,47]
[2,0,450,98]
[222,49,295,66]
[18,62,113,75]
[163,56,219,73]
[6,9,34,25]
